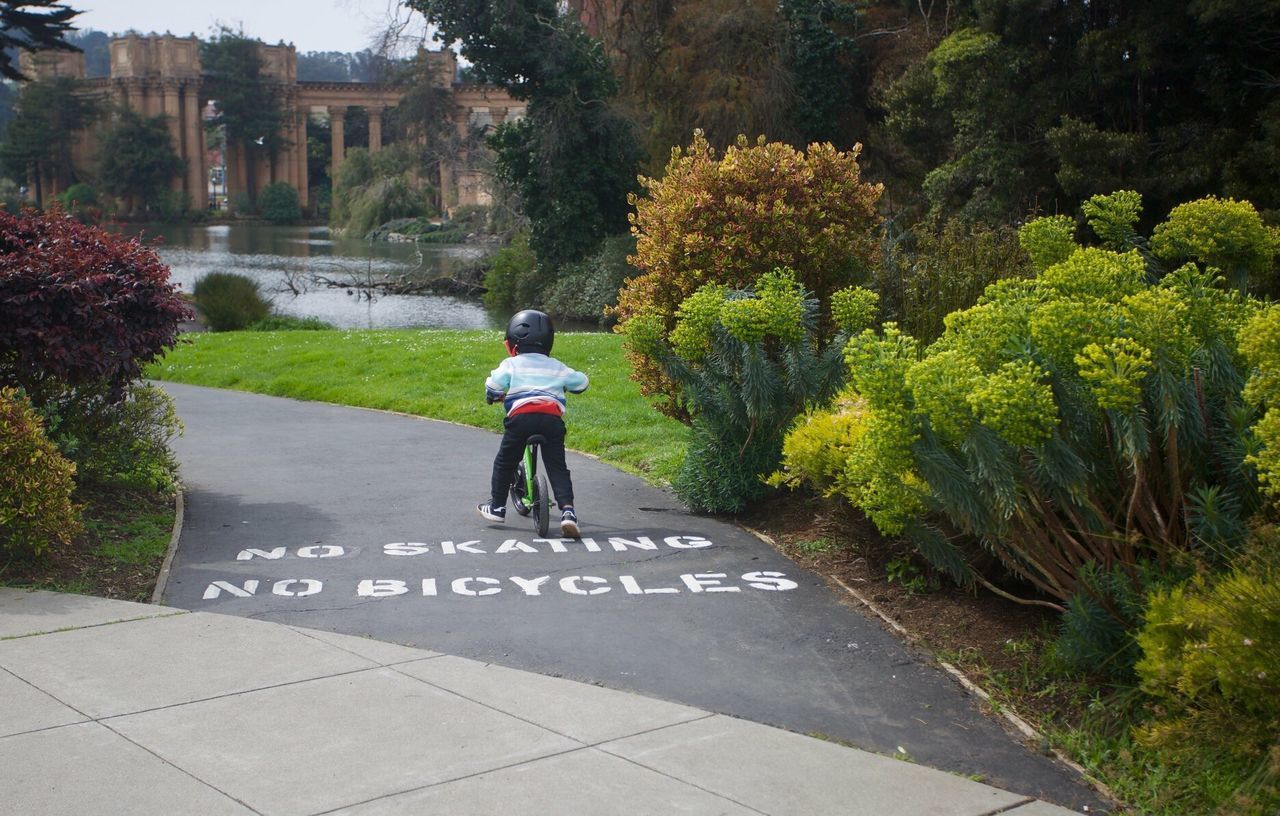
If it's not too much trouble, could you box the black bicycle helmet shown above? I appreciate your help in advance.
[505,309,555,354]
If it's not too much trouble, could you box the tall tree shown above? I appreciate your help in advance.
[404,0,643,269]
[778,0,864,148]
[96,108,184,216]
[200,28,288,207]
[0,76,96,207]
[0,0,80,81]
[877,0,1280,223]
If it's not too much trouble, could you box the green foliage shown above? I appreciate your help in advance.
[193,272,270,332]
[1135,540,1280,810]
[0,387,81,558]
[257,182,301,224]
[1018,216,1076,274]
[778,0,863,147]
[407,0,642,270]
[330,146,432,237]
[648,269,856,512]
[96,109,184,215]
[0,77,98,207]
[780,193,1271,660]
[151,189,192,222]
[616,132,882,419]
[875,219,1032,345]
[73,384,182,494]
[54,181,98,221]
[482,231,538,312]
[1151,197,1279,295]
[541,234,637,325]
[876,1,1280,223]
[1240,305,1280,504]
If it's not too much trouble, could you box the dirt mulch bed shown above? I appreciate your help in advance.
[738,491,1067,711]
[1,484,176,604]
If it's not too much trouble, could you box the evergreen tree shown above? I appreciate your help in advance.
[0,76,96,207]
[200,27,288,207]
[0,0,80,81]
[405,0,643,269]
[96,108,183,215]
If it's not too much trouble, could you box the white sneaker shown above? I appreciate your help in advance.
[559,508,580,538]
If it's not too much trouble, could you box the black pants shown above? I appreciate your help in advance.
[490,412,574,510]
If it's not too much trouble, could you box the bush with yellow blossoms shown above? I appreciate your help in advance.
[652,268,877,512]
[773,192,1270,668]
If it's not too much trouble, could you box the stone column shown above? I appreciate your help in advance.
[368,107,383,153]
[329,106,347,178]
[296,109,309,208]
[162,80,183,192]
[182,82,206,207]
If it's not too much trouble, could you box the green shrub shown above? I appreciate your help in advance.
[1151,196,1279,295]
[641,269,872,512]
[1240,305,1280,504]
[1135,537,1280,813]
[483,231,538,312]
[767,392,871,496]
[615,133,883,420]
[0,387,81,558]
[258,182,302,224]
[878,218,1032,344]
[543,234,637,324]
[55,182,99,221]
[153,189,191,222]
[74,384,183,494]
[193,272,270,331]
[776,192,1270,671]
[231,192,255,216]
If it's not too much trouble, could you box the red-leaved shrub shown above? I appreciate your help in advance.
[0,209,190,404]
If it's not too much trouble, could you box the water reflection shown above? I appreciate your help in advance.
[119,223,502,330]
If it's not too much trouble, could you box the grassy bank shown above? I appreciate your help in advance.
[148,329,688,483]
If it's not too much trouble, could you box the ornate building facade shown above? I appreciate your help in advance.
[22,34,520,215]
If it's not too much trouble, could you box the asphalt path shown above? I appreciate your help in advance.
[160,382,1106,811]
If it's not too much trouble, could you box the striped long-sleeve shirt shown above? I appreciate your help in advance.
[484,353,589,416]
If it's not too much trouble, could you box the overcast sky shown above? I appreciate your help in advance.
[75,0,427,54]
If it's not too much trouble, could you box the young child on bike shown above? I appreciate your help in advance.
[478,309,589,538]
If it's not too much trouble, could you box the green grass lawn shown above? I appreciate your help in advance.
[149,329,688,484]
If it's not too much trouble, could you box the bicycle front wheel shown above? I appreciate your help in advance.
[532,472,550,537]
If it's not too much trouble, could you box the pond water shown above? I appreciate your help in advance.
[122,223,504,330]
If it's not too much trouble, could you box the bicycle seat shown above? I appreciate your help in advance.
[526,434,547,445]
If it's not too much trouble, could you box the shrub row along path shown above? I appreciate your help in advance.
[159,382,1105,811]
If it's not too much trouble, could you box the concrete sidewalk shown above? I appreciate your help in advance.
[0,589,1082,815]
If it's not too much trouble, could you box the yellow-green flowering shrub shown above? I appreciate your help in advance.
[1240,305,1280,501]
[655,269,872,512]
[769,393,871,495]
[1135,543,1280,808]
[1018,214,1076,273]
[1151,196,1279,294]
[0,387,82,558]
[779,192,1271,640]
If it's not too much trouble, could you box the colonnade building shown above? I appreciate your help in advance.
[22,33,521,215]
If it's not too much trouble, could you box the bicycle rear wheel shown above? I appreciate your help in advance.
[532,472,550,537]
